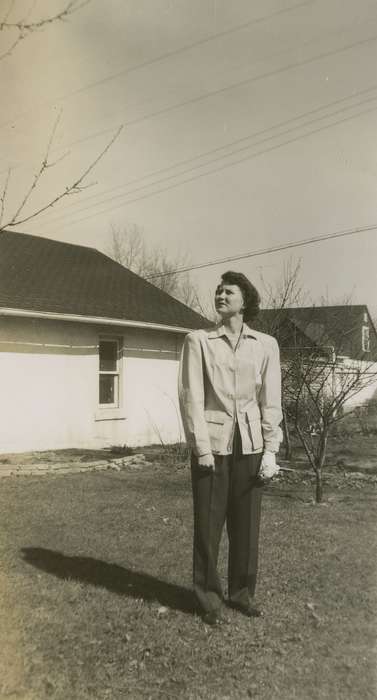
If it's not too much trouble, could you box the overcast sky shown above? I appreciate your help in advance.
[1,0,377,314]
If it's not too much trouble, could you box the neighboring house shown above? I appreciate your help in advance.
[256,305,377,410]
[0,231,209,453]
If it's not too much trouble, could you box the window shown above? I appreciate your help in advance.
[99,338,121,406]
[362,325,370,353]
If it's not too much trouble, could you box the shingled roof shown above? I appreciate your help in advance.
[0,230,209,331]
[256,305,377,360]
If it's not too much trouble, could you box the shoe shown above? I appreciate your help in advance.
[228,601,264,618]
[202,610,224,626]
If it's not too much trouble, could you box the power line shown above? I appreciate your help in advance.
[2,22,376,162]
[49,99,377,232]
[39,90,377,227]
[33,83,377,227]
[145,224,377,278]
[39,26,377,162]
[2,24,376,192]
[113,32,377,132]
[0,0,312,131]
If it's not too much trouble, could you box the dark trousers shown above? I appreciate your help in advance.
[191,424,263,613]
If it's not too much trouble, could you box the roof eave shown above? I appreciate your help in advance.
[0,307,193,334]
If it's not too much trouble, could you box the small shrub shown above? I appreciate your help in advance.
[164,443,190,466]
[109,444,135,457]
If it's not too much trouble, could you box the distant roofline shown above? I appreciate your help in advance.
[259,304,376,333]
[261,304,368,311]
[0,307,192,334]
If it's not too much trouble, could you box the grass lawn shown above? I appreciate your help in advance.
[0,462,376,700]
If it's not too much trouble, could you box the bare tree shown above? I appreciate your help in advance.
[261,259,305,309]
[283,309,377,502]
[257,263,377,501]
[0,2,122,234]
[0,113,122,233]
[107,224,213,317]
[0,0,89,61]
[257,259,307,458]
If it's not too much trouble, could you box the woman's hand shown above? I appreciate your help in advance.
[197,453,215,471]
[259,451,280,480]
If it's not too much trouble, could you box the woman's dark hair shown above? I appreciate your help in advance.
[220,270,260,322]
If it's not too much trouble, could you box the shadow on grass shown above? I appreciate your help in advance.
[21,547,197,615]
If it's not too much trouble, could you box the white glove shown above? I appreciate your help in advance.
[197,453,215,471]
[259,451,280,480]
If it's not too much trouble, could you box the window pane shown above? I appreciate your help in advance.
[362,326,370,352]
[99,341,118,371]
[99,375,117,404]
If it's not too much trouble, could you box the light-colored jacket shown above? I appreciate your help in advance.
[178,323,283,457]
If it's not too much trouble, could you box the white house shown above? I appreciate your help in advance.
[0,231,209,453]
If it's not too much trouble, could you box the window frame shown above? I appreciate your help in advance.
[361,325,370,353]
[98,336,122,408]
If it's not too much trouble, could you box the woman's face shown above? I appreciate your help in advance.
[215,283,244,319]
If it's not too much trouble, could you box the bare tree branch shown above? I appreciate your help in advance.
[1,0,16,25]
[0,0,90,60]
[0,0,89,31]
[107,223,210,315]
[284,331,377,501]
[0,1,117,233]
[0,27,25,60]
[260,258,307,312]
[263,262,377,501]
[6,110,63,225]
[0,124,123,231]
[0,168,11,225]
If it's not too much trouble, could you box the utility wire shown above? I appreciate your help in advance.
[145,224,377,278]
[106,32,377,132]
[33,82,377,226]
[0,0,312,131]
[38,25,377,162]
[2,24,376,191]
[2,23,376,155]
[40,92,377,226]
[3,19,373,178]
[49,100,377,232]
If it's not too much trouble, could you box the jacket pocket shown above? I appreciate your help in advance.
[246,409,264,451]
[204,409,225,424]
[204,411,225,454]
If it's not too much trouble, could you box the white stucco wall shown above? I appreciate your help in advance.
[0,316,185,453]
[335,358,377,410]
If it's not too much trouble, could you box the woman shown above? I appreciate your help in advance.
[178,270,282,626]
